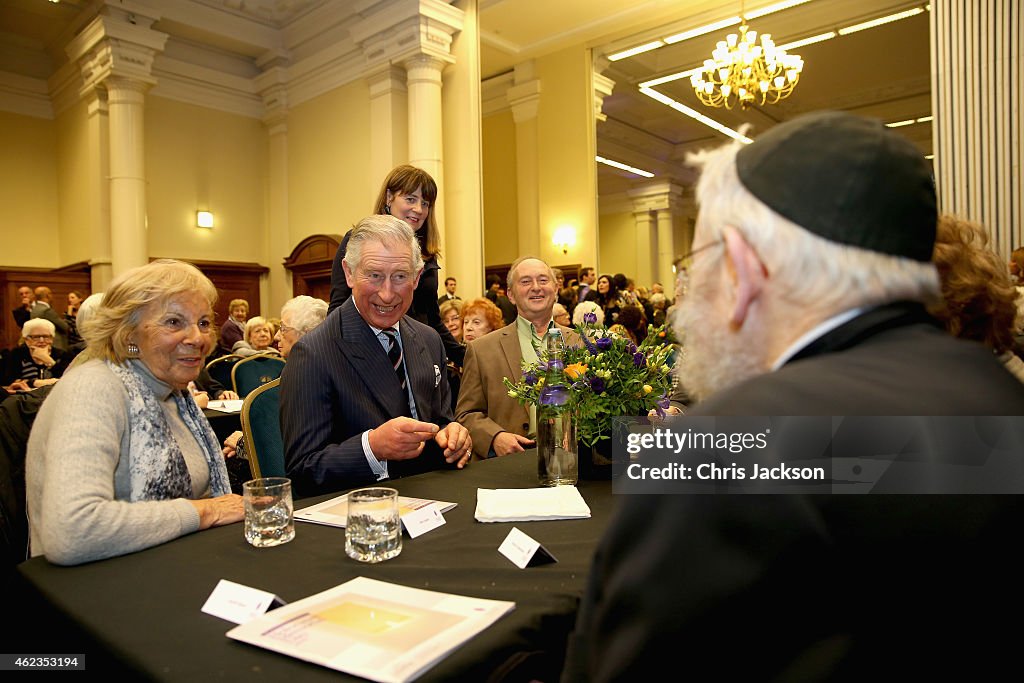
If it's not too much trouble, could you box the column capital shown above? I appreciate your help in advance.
[507,79,541,123]
[256,66,290,134]
[367,65,409,98]
[354,0,464,72]
[66,2,167,95]
[628,180,685,213]
[593,72,615,122]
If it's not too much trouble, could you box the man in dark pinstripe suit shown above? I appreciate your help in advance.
[280,216,472,496]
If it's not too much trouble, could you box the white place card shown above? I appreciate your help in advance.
[201,579,285,625]
[401,504,446,538]
[498,527,558,569]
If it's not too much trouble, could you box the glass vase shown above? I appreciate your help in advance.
[537,408,578,486]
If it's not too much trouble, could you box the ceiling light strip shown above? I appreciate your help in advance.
[745,0,814,20]
[639,88,752,144]
[776,31,837,51]
[596,156,655,178]
[608,41,665,62]
[837,7,925,35]
[640,67,703,89]
[663,16,741,45]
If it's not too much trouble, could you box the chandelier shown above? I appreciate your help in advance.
[690,22,804,110]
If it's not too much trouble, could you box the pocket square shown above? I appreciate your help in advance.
[434,364,441,387]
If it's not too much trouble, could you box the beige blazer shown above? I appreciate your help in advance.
[455,321,578,459]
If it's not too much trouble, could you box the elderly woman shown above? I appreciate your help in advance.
[232,316,280,357]
[219,298,248,353]
[572,300,605,327]
[461,297,504,344]
[26,259,243,565]
[439,299,463,344]
[2,319,70,390]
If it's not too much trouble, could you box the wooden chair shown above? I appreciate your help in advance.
[205,355,242,393]
[240,378,284,478]
[231,353,285,399]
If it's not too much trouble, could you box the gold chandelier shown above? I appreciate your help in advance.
[690,21,804,110]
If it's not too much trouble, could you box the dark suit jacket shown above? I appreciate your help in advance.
[564,303,1024,682]
[437,294,462,306]
[280,298,455,496]
[29,303,69,351]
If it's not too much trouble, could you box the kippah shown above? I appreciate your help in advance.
[736,110,937,262]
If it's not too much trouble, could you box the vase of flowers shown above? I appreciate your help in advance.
[504,312,676,479]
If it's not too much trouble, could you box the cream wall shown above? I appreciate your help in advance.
[482,110,519,267]
[534,46,597,269]
[0,111,60,268]
[146,97,268,263]
[287,80,373,249]
[54,99,92,268]
[598,210,637,279]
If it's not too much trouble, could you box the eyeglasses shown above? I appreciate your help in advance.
[674,239,723,272]
[26,334,53,341]
[279,324,298,335]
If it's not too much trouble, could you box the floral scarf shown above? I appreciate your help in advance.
[107,360,230,501]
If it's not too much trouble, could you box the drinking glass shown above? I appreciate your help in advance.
[243,477,295,547]
[345,487,402,563]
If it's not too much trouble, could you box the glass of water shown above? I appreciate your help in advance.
[243,477,295,547]
[345,487,402,563]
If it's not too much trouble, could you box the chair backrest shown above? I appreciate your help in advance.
[240,378,284,478]
[232,353,285,398]
[206,355,242,391]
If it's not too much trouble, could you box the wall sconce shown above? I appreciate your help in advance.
[196,211,214,229]
[552,225,576,254]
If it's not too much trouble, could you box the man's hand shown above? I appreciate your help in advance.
[491,431,535,456]
[435,422,472,468]
[29,346,54,367]
[368,417,440,461]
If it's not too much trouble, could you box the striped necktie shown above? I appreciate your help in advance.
[382,327,407,390]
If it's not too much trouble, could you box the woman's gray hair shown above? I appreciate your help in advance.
[244,316,271,343]
[76,292,104,329]
[280,296,328,335]
[79,259,217,364]
[688,141,940,313]
[344,215,425,275]
[572,301,605,326]
[21,318,55,339]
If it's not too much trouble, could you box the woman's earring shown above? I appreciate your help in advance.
[127,342,140,356]
[384,204,392,215]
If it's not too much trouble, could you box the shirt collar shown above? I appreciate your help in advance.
[516,315,554,340]
[771,307,868,370]
[352,300,401,337]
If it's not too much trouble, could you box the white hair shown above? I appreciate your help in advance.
[688,140,941,314]
[572,300,605,326]
[280,295,328,335]
[76,292,104,329]
[22,318,55,337]
[344,214,425,275]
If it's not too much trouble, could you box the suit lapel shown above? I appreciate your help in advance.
[498,323,524,380]
[399,319,436,419]
[337,300,408,418]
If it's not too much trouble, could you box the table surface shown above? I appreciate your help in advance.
[13,453,615,681]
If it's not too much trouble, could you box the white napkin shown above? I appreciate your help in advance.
[207,399,244,413]
[475,486,592,523]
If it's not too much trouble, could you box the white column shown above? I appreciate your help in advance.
[931,0,1023,255]
[367,66,409,185]
[106,76,151,273]
[508,62,542,256]
[631,209,656,286]
[405,54,448,184]
[628,181,683,287]
[257,63,291,314]
[655,207,676,289]
[83,90,113,290]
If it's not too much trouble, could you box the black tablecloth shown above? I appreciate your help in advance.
[12,454,615,681]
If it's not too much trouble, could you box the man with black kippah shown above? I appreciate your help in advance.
[563,111,1024,681]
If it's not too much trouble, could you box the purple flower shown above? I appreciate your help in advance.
[582,334,599,355]
[627,342,637,355]
[583,312,597,325]
[539,384,570,406]
[590,377,606,394]
[547,359,565,372]
[523,371,538,386]
[633,352,645,367]
[655,393,670,418]
[596,337,613,351]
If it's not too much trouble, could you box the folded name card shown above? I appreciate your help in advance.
[498,527,558,568]
[202,579,285,625]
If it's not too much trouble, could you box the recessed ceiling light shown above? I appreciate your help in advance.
[596,156,655,178]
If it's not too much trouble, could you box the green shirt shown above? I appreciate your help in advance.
[516,316,554,436]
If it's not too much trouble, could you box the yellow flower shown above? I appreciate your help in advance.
[643,384,653,394]
[508,390,518,398]
[564,362,588,380]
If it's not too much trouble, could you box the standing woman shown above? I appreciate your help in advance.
[329,165,465,366]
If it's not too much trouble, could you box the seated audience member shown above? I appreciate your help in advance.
[11,286,33,329]
[26,259,243,566]
[558,284,578,317]
[439,299,463,344]
[615,304,647,344]
[648,292,668,326]
[456,257,579,459]
[571,300,605,328]
[594,274,621,322]
[280,215,471,495]
[461,297,504,344]
[2,319,70,391]
[219,298,248,353]
[485,275,517,325]
[232,316,279,357]
[564,111,1024,681]
[29,287,70,352]
[64,290,87,355]
[552,303,571,328]
[929,214,1024,382]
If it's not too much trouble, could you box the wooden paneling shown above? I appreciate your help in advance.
[182,260,269,332]
[0,263,91,350]
[284,234,341,302]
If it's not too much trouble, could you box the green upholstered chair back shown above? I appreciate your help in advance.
[240,378,284,478]
[206,355,242,392]
[231,354,285,399]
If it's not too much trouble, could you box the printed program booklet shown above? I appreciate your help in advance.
[295,494,457,528]
[226,577,514,683]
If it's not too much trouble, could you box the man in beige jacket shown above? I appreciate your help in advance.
[456,256,579,459]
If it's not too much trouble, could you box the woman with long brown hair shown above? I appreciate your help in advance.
[329,165,464,365]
